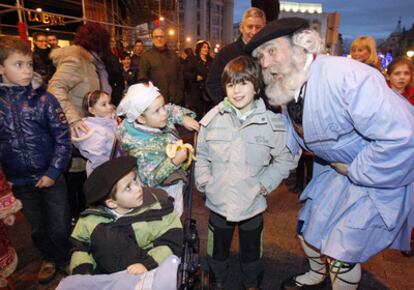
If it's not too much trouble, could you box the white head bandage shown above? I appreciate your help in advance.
[116,82,161,122]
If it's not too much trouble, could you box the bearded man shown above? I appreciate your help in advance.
[246,17,414,290]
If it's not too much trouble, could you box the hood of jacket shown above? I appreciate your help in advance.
[49,45,94,66]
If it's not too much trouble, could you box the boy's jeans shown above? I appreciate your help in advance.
[13,176,71,264]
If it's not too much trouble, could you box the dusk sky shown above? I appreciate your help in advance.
[234,0,414,41]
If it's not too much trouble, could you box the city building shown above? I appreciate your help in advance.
[175,0,234,51]
[380,19,414,59]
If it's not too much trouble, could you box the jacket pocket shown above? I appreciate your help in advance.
[205,130,231,163]
[244,139,271,177]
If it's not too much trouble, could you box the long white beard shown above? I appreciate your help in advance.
[263,52,309,107]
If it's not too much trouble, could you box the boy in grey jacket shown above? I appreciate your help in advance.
[195,55,299,290]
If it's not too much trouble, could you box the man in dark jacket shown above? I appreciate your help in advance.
[205,7,265,104]
[32,32,56,85]
[0,36,72,284]
[139,28,184,105]
[131,38,144,72]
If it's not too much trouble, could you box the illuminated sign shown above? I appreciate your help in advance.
[27,11,65,26]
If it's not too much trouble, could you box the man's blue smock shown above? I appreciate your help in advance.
[285,55,414,263]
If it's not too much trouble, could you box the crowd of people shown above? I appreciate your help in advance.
[0,6,413,290]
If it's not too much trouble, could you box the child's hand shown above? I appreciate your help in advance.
[172,148,188,166]
[35,176,55,188]
[183,116,200,132]
[3,214,15,226]
[127,263,147,275]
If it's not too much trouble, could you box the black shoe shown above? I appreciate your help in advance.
[280,275,327,290]
[401,249,414,257]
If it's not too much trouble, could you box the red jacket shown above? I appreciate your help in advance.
[402,85,414,106]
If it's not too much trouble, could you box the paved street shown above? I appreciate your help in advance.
[8,180,414,290]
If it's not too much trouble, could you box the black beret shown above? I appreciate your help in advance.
[84,156,137,206]
[245,17,309,53]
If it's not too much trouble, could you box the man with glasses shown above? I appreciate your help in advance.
[32,32,55,85]
[138,28,184,105]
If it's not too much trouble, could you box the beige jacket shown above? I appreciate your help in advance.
[195,99,299,222]
[48,45,100,124]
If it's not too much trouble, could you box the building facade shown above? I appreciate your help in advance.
[176,0,234,50]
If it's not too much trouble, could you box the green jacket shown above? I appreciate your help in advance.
[70,187,183,274]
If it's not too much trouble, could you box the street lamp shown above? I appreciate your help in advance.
[168,29,175,36]
[407,50,414,59]
[186,37,191,42]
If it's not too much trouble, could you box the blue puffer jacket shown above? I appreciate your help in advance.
[0,84,71,186]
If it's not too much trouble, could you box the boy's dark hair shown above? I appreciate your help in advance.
[0,36,32,65]
[135,39,143,45]
[82,90,109,116]
[221,55,263,99]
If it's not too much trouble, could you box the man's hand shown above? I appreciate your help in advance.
[127,263,148,275]
[331,162,348,176]
[182,116,200,132]
[35,176,55,188]
[70,120,90,138]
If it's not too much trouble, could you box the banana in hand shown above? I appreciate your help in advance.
[166,140,196,167]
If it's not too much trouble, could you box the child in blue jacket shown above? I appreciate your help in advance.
[0,36,72,284]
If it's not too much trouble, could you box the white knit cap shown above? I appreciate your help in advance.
[116,82,161,122]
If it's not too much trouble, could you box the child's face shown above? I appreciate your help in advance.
[226,80,256,114]
[138,95,168,129]
[351,46,370,63]
[89,93,114,118]
[0,52,33,86]
[107,171,144,214]
[388,64,412,93]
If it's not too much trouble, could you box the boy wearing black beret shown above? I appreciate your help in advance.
[69,156,183,276]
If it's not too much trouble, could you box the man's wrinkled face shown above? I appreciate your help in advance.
[253,37,307,106]
[254,37,294,84]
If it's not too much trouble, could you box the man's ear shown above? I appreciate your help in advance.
[105,198,117,209]
[0,64,4,75]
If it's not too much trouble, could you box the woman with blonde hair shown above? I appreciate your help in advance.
[351,35,381,70]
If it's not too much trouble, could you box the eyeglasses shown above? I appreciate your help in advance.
[153,35,165,39]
